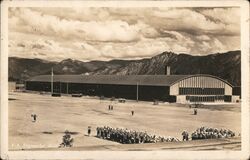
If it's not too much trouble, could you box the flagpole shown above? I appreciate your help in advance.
[51,68,53,94]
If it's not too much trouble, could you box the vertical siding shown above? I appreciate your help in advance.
[177,76,231,88]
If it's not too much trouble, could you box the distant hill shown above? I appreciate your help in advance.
[9,57,56,82]
[8,50,241,86]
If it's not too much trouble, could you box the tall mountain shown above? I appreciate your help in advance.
[8,50,241,86]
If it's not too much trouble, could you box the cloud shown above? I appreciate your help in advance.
[196,35,211,41]
[8,7,240,61]
[17,43,25,48]
[32,44,45,49]
[9,8,144,43]
[80,20,141,42]
[150,8,239,36]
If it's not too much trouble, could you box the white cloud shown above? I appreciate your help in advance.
[196,35,210,41]
[200,8,240,25]
[9,8,143,42]
[213,38,226,51]
[8,7,241,61]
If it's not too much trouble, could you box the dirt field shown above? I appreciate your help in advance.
[8,92,241,150]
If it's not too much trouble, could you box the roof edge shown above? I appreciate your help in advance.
[170,74,233,87]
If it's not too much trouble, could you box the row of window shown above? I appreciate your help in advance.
[179,87,225,95]
[186,96,225,102]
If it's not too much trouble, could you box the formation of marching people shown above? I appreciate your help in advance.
[191,126,236,140]
[58,126,236,147]
[96,126,180,144]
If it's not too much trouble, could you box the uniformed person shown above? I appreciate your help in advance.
[194,108,197,115]
[182,131,187,141]
[31,114,37,122]
[33,114,37,122]
[88,126,91,136]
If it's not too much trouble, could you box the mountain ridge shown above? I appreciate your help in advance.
[8,50,241,86]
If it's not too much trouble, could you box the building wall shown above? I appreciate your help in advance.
[26,81,175,102]
[233,86,241,96]
[225,83,232,95]
[8,82,16,92]
[26,75,233,103]
[232,95,240,103]
[176,95,186,103]
[170,75,233,103]
[170,83,179,95]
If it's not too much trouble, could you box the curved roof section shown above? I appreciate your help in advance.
[27,74,232,87]
[169,74,233,87]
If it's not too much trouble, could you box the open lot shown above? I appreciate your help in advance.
[8,92,241,150]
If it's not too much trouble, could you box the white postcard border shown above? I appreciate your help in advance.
[1,1,249,160]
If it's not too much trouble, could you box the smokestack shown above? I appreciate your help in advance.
[165,66,171,75]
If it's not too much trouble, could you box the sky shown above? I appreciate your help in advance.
[8,7,240,62]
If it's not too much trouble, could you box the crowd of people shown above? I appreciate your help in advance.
[191,126,235,140]
[58,126,236,147]
[96,126,179,144]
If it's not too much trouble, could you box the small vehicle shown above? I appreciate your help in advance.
[71,93,82,97]
[118,98,126,103]
[51,93,61,97]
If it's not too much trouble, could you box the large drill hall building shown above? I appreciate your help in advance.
[25,73,240,103]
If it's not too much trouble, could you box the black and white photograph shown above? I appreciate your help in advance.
[1,1,249,159]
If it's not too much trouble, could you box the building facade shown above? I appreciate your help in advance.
[169,75,233,103]
[25,74,239,103]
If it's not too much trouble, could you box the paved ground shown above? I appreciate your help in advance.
[8,92,241,151]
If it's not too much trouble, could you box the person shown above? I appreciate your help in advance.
[96,127,101,138]
[131,110,134,116]
[88,126,91,136]
[185,131,189,141]
[194,108,197,115]
[108,105,110,110]
[31,114,37,122]
[33,114,37,122]
[182,131,187,141]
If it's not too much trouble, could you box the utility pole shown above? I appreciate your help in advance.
[51,67,54,94]
[60,81,61,94]
[136,82,139,102]
[66,82,68,94]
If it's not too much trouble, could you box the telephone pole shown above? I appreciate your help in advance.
[66,82,69,94]
[136,82,139,102]
[51,68,54,94]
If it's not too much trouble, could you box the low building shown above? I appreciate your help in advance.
[16,83,25,91]
[8,81,16,92]
[25,74,238,103]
